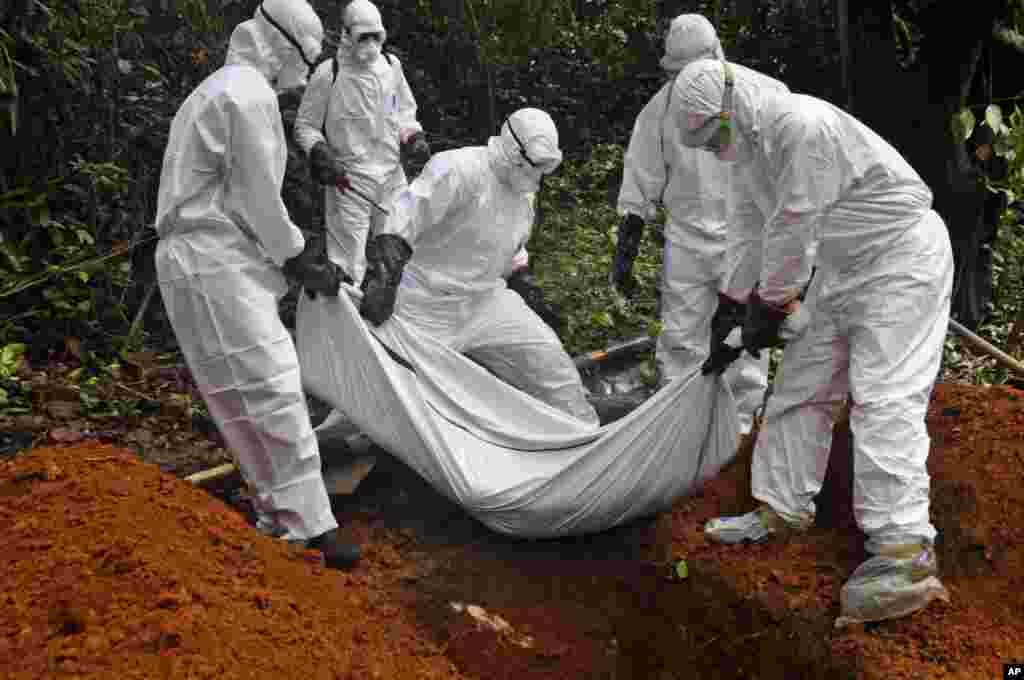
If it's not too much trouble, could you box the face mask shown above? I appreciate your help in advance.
[274,56,309,93]
[718,128,755,164]
[505,163,544,194]
[353,37,382,64]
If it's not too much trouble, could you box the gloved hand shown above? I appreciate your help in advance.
[702,293,748,375]
[309,141,351,191]
[506,268,564,334]
[402,132,430,164]
[779,300,810,342]
[701,343,744,375]
[710,293,746,349]
[741,286,792,359]
[282,234,352,300]
[360,234,413,326]
[609,213,645,299]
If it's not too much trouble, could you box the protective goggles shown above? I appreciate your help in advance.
[504,117,560,175]
[260,4,317,75]
[355,31,384,44]
[680,61,735,153]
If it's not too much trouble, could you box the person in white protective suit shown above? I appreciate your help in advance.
[358,108,600,428]
[294,0,428,287]
[673,58,953,623]
[612,14,786,435]
[154,0,361,570]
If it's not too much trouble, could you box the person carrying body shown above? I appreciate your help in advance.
[294,0,428,287]
[612,14,788,434]
[358,107,600,428]
[674,56,953,624]
[154,0,360,569]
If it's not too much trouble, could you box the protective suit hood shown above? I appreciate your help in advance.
[226,0,323,85]
[339,0,387,66]
[673,58,789,158]
[660,14,724,72]
[488,108,563,193]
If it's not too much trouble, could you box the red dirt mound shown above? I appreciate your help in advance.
[2,382,1022,679]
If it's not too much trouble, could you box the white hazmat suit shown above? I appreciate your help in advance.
[154,0,341,544]
[675,58,952,621]
[617,14,785,434]
[294,0,423,285]
[368,108,600,427]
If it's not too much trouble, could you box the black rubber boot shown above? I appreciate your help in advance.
[306,529,361,570]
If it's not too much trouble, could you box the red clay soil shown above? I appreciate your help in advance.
[2,382,1023,680]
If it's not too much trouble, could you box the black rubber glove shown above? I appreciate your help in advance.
[701,344,744,375]
[702,293,748,375]
[742,286,790,359]
[360,234,413,326]
[710,293,746,349]
[309,141,351,191]
[402,132,431,164]
[609,213,645,298]
[507,268,564,334]
[282,234,352,299]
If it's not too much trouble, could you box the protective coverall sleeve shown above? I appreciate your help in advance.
[293,60,332,154]
[760,120,837,306]
[617,88,669,221]
[391,58,423,144]
[381,155,463,244]
[721,173,766,300]
[228,95,305,266]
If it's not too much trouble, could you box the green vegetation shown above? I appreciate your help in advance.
[2,0,1024,420]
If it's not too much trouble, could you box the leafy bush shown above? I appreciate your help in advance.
[944,103,1024,385]
[528,143,663,357]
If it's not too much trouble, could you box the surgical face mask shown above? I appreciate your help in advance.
[274,54,310,92]
[504,117,560,172]
[505,163,545,193]
[680,61,740,161]
[352,31,383,63]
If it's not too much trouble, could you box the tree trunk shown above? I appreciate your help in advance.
[834,0,852,110]
[844,0,899,144]
[841,0,1010,328]
[914,1,1008,328]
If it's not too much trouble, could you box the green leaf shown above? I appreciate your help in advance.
[985,104,1006,135]
[951,108,975,145]
[1,343,26,362]
[141,63,163,81]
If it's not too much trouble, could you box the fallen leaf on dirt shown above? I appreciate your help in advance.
[64,337,83,360]
[45,401,80,420]
[163,394,191,419]
[49,428,85,444]
[126,429,154,446]
[11,415,47,432]
[122,351,160,381]
[450,602,534,649]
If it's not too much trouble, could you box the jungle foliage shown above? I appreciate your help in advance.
[2,0,1024,408]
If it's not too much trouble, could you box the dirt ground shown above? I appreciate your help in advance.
[2,376,1024,679]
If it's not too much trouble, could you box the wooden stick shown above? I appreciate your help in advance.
[948,319,1024,377]
[184,462,238,485]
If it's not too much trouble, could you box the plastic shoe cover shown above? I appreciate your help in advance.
[704,505,809,544]
[254,513,289,539]
[834,544,949,628]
